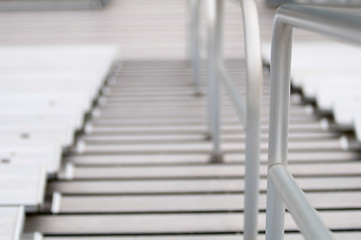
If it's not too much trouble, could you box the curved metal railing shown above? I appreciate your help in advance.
[266,4,361,240]
[189,0,263,239]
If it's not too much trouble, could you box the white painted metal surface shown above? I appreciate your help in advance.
[262,42,361,89]
[0,146,60,175]
[0,45,118,178]
[0,118,74,148]
[0,165,46,212]
[0,206,24,240]
[0,135,62,174]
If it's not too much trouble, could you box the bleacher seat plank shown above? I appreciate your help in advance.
[58,191,361,213]
[80,139,341,154]
[66,151,361,165]
[24,211,361,234]
[82,132,338,145]
[0,145,61,176]
[68,161,361,179]
[90,123,322,133]
[0,206,24,240]
[96,108,306,118]
[0,165,46,212]
[92,115,318,126]
[48,176,361,194]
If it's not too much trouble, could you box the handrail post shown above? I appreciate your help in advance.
[190,0,202,95]
[265,5,361,239]
[240,0,263,239]
[207,0,223,163]
[265,19,293,240]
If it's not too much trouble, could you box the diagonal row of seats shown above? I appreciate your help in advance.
[262,41,361,148]
[0,45,118,240]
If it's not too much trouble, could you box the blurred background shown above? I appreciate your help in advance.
[0,0,336,60]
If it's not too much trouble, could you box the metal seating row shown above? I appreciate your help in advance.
[0,45,118,240]
[262,41,361,145]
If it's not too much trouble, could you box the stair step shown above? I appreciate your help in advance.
[64,162,361,180]
[0,206,24,240]
[79,140,341,154]
[48,176,361,195]
[57,191,361,213]
[66,151,361,165]
[24,211,361,234]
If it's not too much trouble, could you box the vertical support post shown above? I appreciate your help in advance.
[265,20,294,240]
[190,0,202,95]
[241,0,263,239]
[207,0,223,163]
[186,0,193,61]
[206,0,214,140]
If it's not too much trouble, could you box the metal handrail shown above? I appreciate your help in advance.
[266,4,361,240]
[190,0,263,239]
[218,63,246,126]
[189,0,202,95]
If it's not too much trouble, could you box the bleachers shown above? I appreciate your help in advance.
[0,45,118,239]
[1,1,361,240]
[262,41,361,149]
[0,165,46,212]
[0,206,24,240]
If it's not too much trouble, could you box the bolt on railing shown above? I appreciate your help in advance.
[189,0,263,239]
[266,4,361,240]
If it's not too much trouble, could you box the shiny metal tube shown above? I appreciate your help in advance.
[206,0,223,162]
[205,0,263,235]
[190,0,202,95]
[266,4,361,240]
[218,63,246,127]
[240,0,263,239]
[207,0,263,234]
[269,165,335,240]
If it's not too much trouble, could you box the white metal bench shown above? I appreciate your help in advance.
[0,166,46,212]
[0,45,118,240]
[0,207,24,240]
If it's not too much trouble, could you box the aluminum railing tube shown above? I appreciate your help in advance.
[240,0,263,239]
[195,0,263,236]
[266,12,293,240]
[190,0,202,95]
[207,0,223,163]
[218,63,247,126]
[266,4,361,240]
[269,165,335,240]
